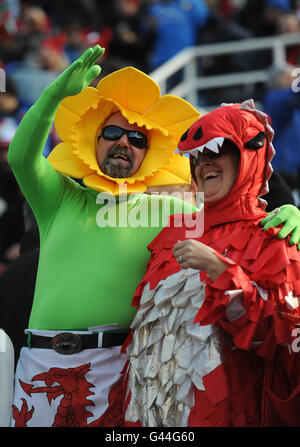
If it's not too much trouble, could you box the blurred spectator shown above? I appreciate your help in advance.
[0,0,20,35]
[1,5,63,106]
[276,11,300,66]
[18,5,50,66]
[107,0,152,72]
[0,116,24,271]
[263,0,292,34]
[60,18,89,63]
[0,76,56,155]
[39,45,69,72]
[142,0,211,71]
[40,0,103,31]
[205,0,238,18]
[0,219,39,366]
[6,45,68,106]
[0,77,19,116]
[235,0,292,37]
[0,5,50,67]
[264,170,295,211]
[227,0,292,76]
[263,63,300,181]
[197,7,256,105]
[277,10,300,33]
[42,14,113,65]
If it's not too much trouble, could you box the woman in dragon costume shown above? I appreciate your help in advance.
[122,100,300,427]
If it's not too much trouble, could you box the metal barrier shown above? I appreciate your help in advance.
[150,32,300,108]
[0,68,5,92]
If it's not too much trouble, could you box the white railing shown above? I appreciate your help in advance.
[150,32,300,108]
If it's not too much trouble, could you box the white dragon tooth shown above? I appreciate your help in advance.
[189,149,198,157]
[182,137,226,157]
[216,137,224,148]
[190,145,205,157]
[205,138,219,153]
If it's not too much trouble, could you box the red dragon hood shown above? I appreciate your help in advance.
[177,99,276,228]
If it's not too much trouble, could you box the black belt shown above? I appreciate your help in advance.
[27,331,130,355]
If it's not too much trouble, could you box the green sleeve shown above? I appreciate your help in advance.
[8,46,104,227]
[146,193,199,229]
[7,87,65,226]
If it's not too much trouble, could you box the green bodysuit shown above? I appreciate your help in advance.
[8,89,196,331]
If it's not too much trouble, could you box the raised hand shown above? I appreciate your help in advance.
[261,204,300,250]
[47,45,105,101]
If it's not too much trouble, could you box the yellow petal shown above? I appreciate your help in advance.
[72,100,119,171]
[145,95,200,142]
[114,182,146,195]
[118,107,169,136]
[144,152,191,188]
[97,67,160,114]
[55,87,100,141]
[48,143,94,178]
[83,174,147,194]
[145,169,190,188]
[163,152,191,184]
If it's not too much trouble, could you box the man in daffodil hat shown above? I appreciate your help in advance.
[48,52,199,195]
[6,46,200,427]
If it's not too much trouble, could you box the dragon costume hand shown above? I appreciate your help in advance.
[261,204,300,249]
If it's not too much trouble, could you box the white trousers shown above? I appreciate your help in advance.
[11,330,127,427]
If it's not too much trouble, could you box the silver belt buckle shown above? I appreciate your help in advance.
[52,332,82,355]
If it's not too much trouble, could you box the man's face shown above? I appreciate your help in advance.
[96,112,148,178]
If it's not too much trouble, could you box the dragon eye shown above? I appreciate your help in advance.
[193,126,203,141]
[245,131,266,150]
[180,129,188,142]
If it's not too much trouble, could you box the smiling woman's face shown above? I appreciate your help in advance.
[194,141,240,203]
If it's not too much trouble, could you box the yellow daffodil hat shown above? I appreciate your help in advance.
[48,67,200,194]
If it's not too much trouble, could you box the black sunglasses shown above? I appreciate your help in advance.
[100,125,149,149]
